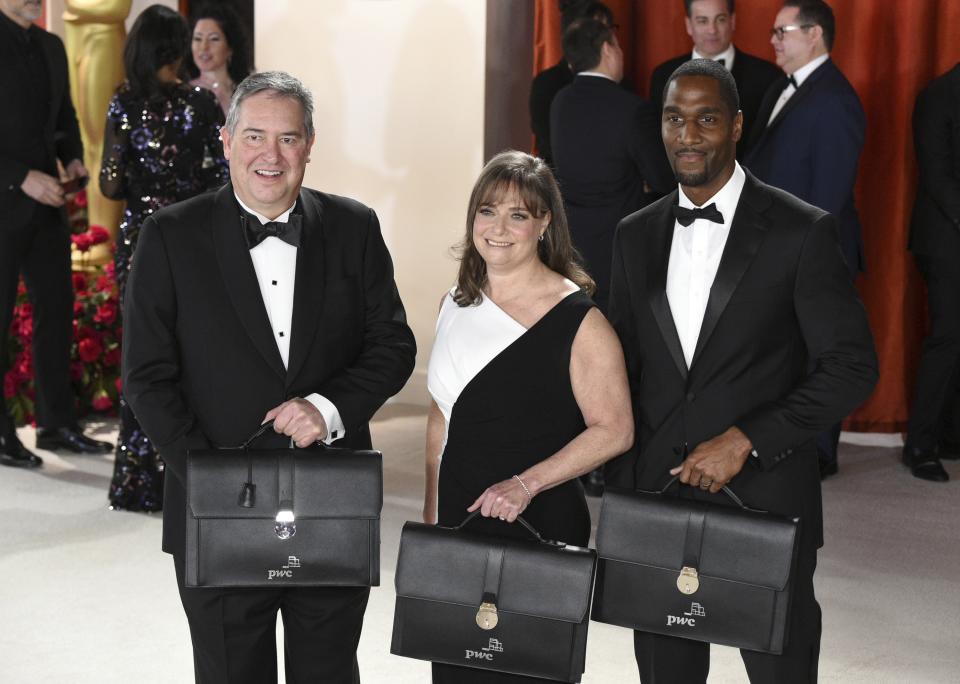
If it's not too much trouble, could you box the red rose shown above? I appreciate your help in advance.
[94,301,117,326]
[115,377,122,394]
[72,273,88,292]
[72,190,88,208]
[17,318,32,339]
[94,275,114,292]
[104,261,116,278]
[74,301,84,317]
[70,361,85,382]
[89,225,111,245]
[76,325,96,341]
[91,390,113,412]
[72,233,93,252]
[78,336,102,362]
[103,345,121,367]
[3,372,17,399]
[19,302,33,318]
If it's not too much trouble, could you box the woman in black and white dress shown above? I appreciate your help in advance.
[424,150,634,683]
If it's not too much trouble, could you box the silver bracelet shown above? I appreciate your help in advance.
[513,474,532,501]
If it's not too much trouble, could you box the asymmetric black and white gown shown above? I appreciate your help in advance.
[427,288,594,683]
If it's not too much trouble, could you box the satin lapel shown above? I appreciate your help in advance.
[286,190,326,384]
[765,60,833,132]
[212,185,286,379]
[646,197,688,381]
[746,78,784,152]
[690,173,771,368]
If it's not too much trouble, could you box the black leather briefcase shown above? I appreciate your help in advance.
[184,421,382,588]
[391,512,597,682]
[591,478,800,654]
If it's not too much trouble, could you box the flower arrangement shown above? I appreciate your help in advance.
[3,190,121,426]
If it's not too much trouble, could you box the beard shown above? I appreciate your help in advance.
[674,168,710,187]
[19,1,43,22]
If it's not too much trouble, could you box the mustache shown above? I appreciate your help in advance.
[674,148,705,156]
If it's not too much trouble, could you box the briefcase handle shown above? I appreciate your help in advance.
[657,475,766,514]
[451,510,566,548]
[236,420,297,511]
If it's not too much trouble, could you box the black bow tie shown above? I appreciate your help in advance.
[242,213,302,249]
[785,74,798,89]
[715,58,725,68]
[672,203,724,227]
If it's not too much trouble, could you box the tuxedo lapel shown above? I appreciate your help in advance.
[690,173,771,367]
[286,190,327,383]
[645,197,688,381]
[765,59,834,133]
[212,185,286,379]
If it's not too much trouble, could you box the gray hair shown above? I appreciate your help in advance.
[224,71,315,139]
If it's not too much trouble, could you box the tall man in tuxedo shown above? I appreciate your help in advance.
[608,59,877,683]
[123,71,416,683]
[903,63,960,483]
[649,0,781,159]
[745,0,865,478]
[551,16,672,313]
[530,1,613,168]
[0,0,112,469]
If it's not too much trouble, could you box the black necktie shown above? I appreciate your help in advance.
[242,213,302,249]
[672,203,724,227]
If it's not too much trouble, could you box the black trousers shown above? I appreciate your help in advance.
[907,255,960,451]
[633,549,821,684]
[0,203,75,435]
[174,557,369,684]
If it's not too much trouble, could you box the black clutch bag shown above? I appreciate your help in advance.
[391,512,597,683]
[591,478,800,654]
[184,421,382,588]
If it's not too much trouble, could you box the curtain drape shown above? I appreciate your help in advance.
[533,0,960,432]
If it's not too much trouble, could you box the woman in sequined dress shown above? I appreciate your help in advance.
[100,4,229,511]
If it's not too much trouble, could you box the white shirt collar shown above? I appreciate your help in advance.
[790,53,829,88]
[692,43,735,71]
[677,161,746,224]
[234,193,297,225]
[577,71,616,82]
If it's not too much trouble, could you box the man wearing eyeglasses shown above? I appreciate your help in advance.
[745,0,865,480]
[648,0,780,160]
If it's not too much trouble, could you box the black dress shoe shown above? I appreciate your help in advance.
[580,469,605,497]
[819,460,839,480]
[35,426,112,454]
[902,447,949,482]
[0,433,43,468]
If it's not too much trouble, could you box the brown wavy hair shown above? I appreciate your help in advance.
[453,150,595,306]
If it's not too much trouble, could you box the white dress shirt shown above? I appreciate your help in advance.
[666,162,746,368]
[236,194,345,443]
[576,71,616,82]
[692,43,735,71]
[767,53,829,125]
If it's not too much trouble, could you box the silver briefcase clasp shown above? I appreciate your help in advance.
[475,601,498,630]
[275,509,296,540]
[677,566,700,595]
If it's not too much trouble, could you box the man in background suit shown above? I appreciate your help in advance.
[529,0,613,168]
[903,63,960,483]
[123,71,416,683]
[649,0,781,159]
[0,0,112,469]
[608,59,877,682]
[745,0,865,478]
[551,16,672,313]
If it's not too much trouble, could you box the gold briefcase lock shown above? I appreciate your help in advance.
[475,601,499,630]
[677,566,700,595]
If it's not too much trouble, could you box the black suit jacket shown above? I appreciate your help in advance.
[550,75,672,309]
[123,184,416,554]
[746,59,866,275]
[530,60,573,167]
[649,48,781,159]
[908,62,960,257]
[0,16,82,229]
[607,171,877,550]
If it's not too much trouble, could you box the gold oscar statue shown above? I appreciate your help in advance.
[64,0,132,269]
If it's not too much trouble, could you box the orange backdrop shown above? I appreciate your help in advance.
[534,0,960,432]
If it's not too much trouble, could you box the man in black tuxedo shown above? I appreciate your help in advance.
[903,63,960,483]
[551,16,672,313]
[608,59,877,683]
[649,0,781,159]
[745,0,865,478]
[530,1,613,167]
[123,71,415,683]
[0,0,112,469]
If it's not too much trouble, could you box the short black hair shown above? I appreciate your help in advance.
[559,0,614,33]
[185,2,254,85]
[684,0,735,15]
[562,17,615,74]
[123,4,190,98]
[664,58,740,117]
[784,0,835,51]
